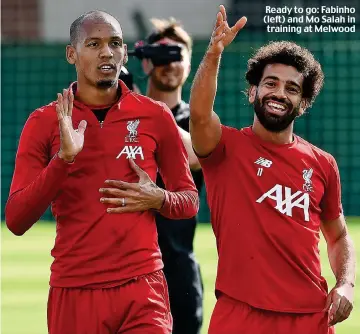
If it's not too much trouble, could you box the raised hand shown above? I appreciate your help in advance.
[100,159,165,213]
[56,89,87,162]
[208,5,247,56]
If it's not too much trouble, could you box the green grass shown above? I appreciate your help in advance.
[2,219,360,334]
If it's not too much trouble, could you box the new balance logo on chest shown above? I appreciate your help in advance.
[116,146,144,160]
[255,157,272,176]
[255,157,273,168]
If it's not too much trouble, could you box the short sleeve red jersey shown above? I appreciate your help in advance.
[199,125,342,313]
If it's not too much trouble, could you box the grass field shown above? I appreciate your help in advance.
[1,218,360,334]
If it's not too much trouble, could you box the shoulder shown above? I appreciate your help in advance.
[19,102,58,143]
[27,101,58,125]
[296,136,338,168]
[129,92,177,127]
[209,125,249,156]
[126,92,169,115]
[222,125,250,141]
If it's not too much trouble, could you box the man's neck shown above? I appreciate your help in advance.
[146,83,182,110]
[75,80,119,106]
[252,117,294,145]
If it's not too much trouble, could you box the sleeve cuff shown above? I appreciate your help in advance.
[51,153,75,170]
[158,190,170,214]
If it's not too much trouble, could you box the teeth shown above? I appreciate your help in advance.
[101,66,112,70]
[268,102,285,110]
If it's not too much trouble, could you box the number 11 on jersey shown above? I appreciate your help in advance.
[257,168,263,176]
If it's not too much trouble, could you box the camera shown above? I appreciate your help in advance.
[128,42,183,66]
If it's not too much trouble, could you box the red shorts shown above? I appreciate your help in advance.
[209,294,335,334]
[47,271,172,334]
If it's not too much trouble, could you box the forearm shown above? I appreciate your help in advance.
[158,189,199,219]
[178,127,201,170]
[189,52,221,124]
[328,232,356,286]
[5,155,71,235]
[189,155,202,171]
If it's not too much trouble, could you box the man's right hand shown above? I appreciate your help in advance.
[56,89,87,162]
[207,5,247,57]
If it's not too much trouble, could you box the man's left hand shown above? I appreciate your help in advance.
[100,159,165,213]
[324,282,354,326]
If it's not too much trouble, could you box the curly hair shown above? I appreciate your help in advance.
[245,41,324,108]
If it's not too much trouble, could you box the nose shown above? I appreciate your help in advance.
[163,61,179,70]
[168,61,177,68]
[273,84,287,100]
[100,44,113,58]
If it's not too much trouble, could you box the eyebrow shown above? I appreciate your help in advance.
[84,36,123,42]
[262,76,301,90]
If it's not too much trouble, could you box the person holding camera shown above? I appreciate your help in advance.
[135,18,204,334]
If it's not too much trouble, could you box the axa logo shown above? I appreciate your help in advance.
[256,184,310,222]
[255,157,273,168]
[116,146,144,160]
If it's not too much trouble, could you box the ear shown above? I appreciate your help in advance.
[66,45,77,65]
[182,49,191,77]
[184,52,191,78]
[248,86,257,104]
[123,44,128,65]
[297,99,307,116]
[142,59,154,75]
[185,61,191,79]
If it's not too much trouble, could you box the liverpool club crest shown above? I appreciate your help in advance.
[125,119,140,143]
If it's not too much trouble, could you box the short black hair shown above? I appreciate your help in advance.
[69,10,118,46]
[245,41,324,108]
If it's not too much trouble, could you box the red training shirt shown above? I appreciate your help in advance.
[199,125,342,313]
[5,80,199,288]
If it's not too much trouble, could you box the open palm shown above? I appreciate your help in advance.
[209,5,247,55]
[56,89,87,161]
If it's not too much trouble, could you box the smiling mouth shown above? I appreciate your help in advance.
[161,71,177,77]
[265,101,288,116]
[98,65,116,73]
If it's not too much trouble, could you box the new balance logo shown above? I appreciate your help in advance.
[116,146,144,160]
[255,157,273,168]
[256,184,310,222]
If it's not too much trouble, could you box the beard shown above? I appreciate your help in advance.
[150,69,182,92]
[96,79,117,89]
[253,93,301,132]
